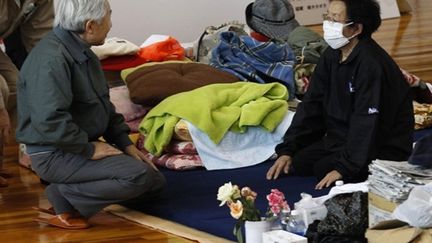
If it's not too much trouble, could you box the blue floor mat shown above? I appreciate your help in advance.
[414,128,432,141]
[127,160,330,241]
[125,129,432,240]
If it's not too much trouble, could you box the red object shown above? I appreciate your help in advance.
[250,31,271,42]
[138,37,185,62]
[101,37,186,71]
[101,54,148,71]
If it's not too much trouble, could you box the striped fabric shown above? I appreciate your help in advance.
[210,31,296,99]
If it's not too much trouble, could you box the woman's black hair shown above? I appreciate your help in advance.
[331,0,382,39]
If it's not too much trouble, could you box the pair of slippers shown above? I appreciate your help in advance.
[33,206,90,229]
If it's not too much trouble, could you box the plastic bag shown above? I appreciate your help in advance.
[139,37,185,62]
[393,183,432,227]
[294,193,327,226]
[317,191,368,237]
[306,221,366,243]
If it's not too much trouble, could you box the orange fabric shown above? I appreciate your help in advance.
[138,37,185,62]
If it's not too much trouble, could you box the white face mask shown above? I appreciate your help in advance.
[323,20,354,49]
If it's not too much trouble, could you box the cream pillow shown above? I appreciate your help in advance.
[91,37,139,60]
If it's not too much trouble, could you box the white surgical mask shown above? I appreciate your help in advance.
[323,20,354,49]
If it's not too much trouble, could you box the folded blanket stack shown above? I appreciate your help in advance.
[140,82,288,156]
[136,133,203,170]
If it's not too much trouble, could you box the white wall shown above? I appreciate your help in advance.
[108,0,252,45]
[108,0,401,45]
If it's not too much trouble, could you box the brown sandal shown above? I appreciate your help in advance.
[33,213,90,229]
[32,206,55,215]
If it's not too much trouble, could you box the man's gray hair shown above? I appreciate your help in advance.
[54,0,107,33]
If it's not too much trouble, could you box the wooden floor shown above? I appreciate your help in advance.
[1,1,432,242]
[0,145,194,243]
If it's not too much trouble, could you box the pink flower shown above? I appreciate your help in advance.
[217,184,290,243]
[266,189,290,215]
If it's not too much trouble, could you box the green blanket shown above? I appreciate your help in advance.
[140,82,288,156]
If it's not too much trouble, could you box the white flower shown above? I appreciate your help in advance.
[217,182,235,206]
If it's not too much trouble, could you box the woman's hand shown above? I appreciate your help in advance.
[266,155,292,180]
[124,145,158,171]
[315,170,342,189]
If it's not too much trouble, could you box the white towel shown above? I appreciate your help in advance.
[187,111,295,170]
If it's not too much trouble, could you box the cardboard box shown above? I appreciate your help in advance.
[289,0,328,25]
[289,0,402,26]
[263,230,307,243]
[368,192,400,228]
[397,0,413,13]
[366,219,432,243]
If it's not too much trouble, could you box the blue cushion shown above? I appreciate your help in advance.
[414,128,432,141]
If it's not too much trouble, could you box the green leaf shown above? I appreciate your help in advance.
[233,221,244,243]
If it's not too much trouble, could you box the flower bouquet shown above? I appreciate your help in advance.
[217,182,290,243]
[266,189,290,219]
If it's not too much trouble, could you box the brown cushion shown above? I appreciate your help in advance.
[125,62,239,106]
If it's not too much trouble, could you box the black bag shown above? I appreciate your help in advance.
[305,191,368,243]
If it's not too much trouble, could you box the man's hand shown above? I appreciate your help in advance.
[124,145,158,171]
[266,155,292,180]
[91,141,122,160]
[315,170,342,190]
